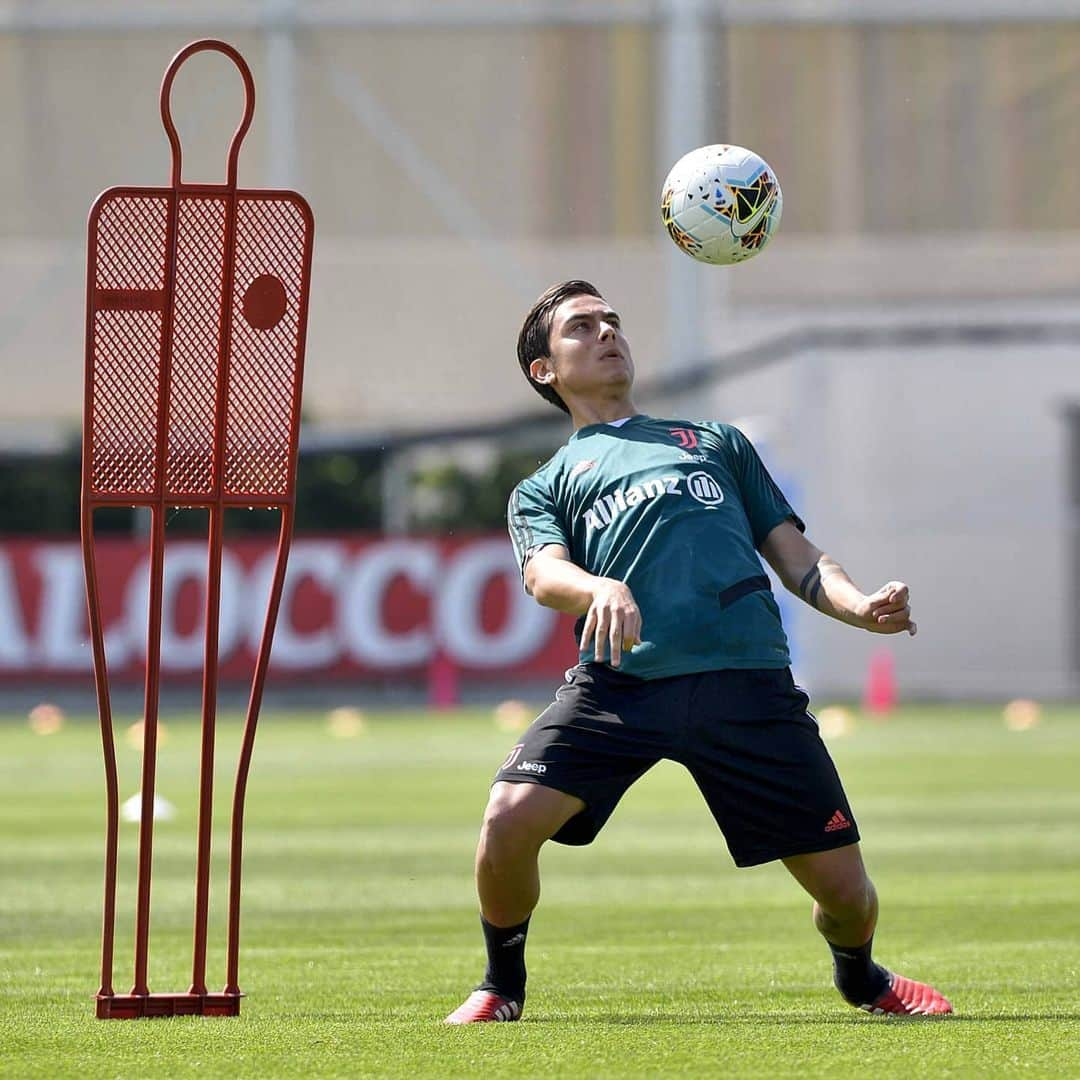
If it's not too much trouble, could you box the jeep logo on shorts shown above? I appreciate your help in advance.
[686,471,724,506]
[516,760,547,775]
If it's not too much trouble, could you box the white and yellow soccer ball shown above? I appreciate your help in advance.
[660,144,783,265]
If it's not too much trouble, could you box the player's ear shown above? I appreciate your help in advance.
[529,357,555,385]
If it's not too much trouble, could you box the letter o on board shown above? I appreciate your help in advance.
[436,540,555,667]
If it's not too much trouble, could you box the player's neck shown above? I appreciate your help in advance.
[569,397,639,430]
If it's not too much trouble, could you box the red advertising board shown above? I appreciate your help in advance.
[0,535,578,684]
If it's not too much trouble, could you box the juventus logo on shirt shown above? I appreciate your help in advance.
[669,428,698,450]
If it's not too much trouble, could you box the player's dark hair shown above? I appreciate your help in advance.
[516,280,603,415]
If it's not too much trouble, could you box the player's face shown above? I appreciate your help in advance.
[537,294,634,403]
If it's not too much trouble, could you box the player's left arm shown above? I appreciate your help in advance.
[759,518,917,636]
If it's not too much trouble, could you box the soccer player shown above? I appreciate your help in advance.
[445,281,952,1024]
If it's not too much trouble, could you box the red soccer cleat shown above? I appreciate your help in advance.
[444,990,523,1025]
[860,971,953,1016]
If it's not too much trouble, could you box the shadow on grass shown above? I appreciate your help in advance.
[514,1011,1080,1026]
[288,1008,1080,1026]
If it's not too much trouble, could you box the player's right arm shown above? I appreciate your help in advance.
[525,545,642,668]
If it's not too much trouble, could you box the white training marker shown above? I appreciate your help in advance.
[120,793,177,823]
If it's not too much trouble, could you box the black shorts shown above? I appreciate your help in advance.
[494,664,859,867]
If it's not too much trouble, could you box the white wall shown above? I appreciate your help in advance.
[684,328,1080,701]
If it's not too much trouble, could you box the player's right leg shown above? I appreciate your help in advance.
[445,663,668,1024]
[444,781,584,1025]
[476,780,585,927]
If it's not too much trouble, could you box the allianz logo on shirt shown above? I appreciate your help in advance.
[582,471,724,530]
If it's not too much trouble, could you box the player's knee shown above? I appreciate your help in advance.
[478,785,561,862]
[819,874,876,921]
[478,796,539,863]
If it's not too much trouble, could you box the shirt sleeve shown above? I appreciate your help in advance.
[507,474,570,579]
[726,425,805,546]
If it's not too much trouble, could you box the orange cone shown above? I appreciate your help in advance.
[863,648,897,716]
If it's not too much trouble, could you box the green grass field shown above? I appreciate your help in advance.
[1,702,1078,1078]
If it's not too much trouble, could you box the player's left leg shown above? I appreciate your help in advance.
[783,844,952,1016]
[681,668,951,1016]
[783,843,878,948]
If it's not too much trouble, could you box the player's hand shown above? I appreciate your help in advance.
[859,581,916,637]
[580,579,642,668]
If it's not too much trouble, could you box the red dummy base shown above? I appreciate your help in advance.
[96,991,242,1019]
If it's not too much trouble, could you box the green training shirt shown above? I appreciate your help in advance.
[507,414,804,680]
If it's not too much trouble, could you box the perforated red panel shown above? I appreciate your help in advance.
[224,196,308,498]
[84,188,310,504]
[95,196,168,290]
[90,309,163,495]
[166,196,227,497]
[88,194,170,497]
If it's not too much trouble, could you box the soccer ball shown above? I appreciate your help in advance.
[660,144,783,265]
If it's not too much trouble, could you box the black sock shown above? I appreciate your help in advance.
[478,915,529,1001]
[828,936,890,1005]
